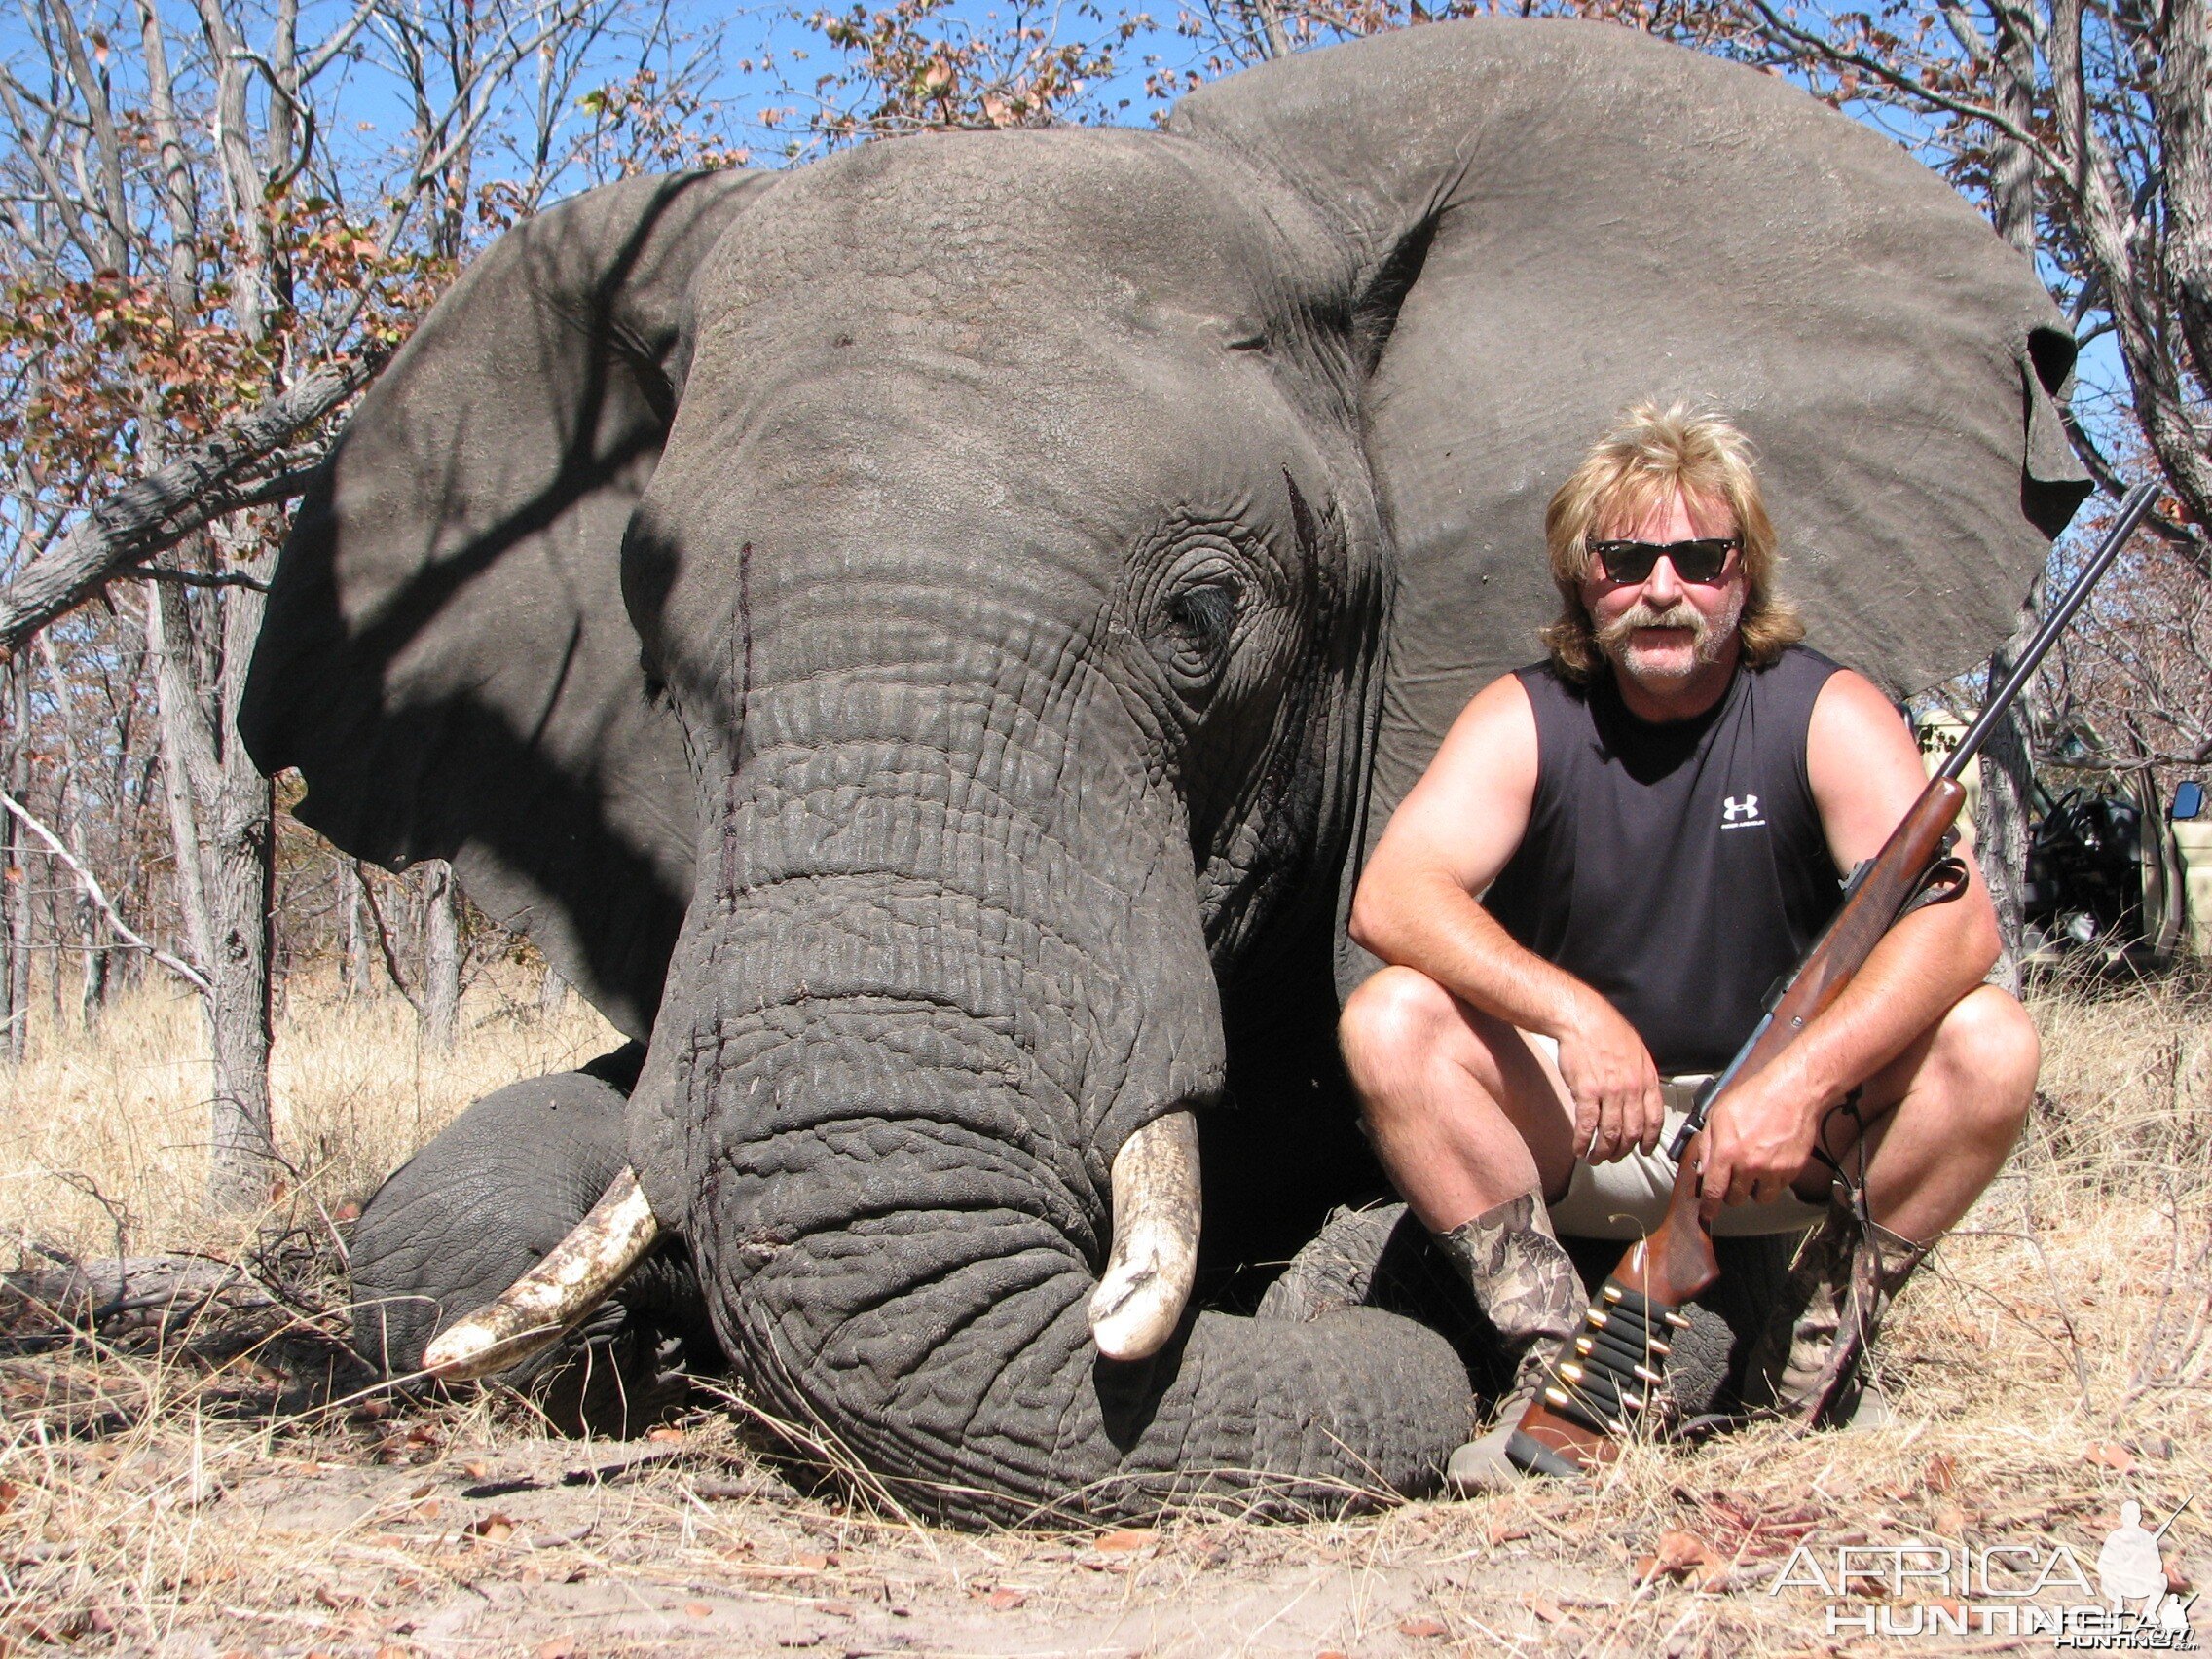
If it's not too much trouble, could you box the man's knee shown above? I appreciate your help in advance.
[1928,984,2041,1146]
[1339,966,1456,1093]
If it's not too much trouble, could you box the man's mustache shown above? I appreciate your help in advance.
[1596,600,1710,655]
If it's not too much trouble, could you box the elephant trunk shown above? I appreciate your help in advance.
[624,670,1470,1523]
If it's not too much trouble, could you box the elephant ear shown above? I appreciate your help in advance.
[241,171,771,1037]
[1169,18,2091,971]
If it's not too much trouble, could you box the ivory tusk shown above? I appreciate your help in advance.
[421,1165,661,1382]
[1087,1110,1201,1361]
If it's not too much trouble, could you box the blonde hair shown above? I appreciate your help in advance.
[1538,402,1802,682]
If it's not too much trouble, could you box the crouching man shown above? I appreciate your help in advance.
[1339,404,2040,1491]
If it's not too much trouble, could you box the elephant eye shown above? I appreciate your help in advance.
[1161,575,1240,689]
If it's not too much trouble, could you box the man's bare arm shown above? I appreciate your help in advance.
[1349,674,1666,1160]
[1697,670,2003,1213]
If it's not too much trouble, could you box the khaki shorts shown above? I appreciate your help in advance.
[1527,1034,1829,1240]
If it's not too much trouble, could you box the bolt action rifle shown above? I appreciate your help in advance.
[1505,481,2161,1478]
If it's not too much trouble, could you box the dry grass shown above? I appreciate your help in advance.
[0,973,622,1263]
[0,966,2207,1655]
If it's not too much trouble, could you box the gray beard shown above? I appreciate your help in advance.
[1596,594,1743,687]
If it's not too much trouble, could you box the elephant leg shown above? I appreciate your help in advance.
[348,1045,719,1434]
[1256,1203,1506,1396]
[1259,1203,1799,1421]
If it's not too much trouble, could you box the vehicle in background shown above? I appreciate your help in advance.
[1915,712,2205,970]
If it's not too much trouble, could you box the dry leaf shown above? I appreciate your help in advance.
[1923,1453,1957,1493]
[2087,1442,2139,1474]
[533,1641,577,1659]
[1398,1615,1451,1637]
[684,1601,713,1618]
[1639,1530,1730,1591]
[1092,1527,1152,1551]
[462,1460,488,1479]
[415,1499,442,1521]
[465,1513,513,1543]
[648,1426,686,1443]
[1487,1517,1531,1546]
[1184,1536,1229,1568]
[408,1482,434,1500]
[984,1587,1026,1610]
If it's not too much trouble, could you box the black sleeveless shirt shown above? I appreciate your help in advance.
[1486,645,1846,1074]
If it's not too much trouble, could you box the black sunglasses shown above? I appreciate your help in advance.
[1587,536,1740,585]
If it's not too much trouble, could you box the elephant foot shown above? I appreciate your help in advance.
[506,1249,714,1438]
[347,1050,724,1438]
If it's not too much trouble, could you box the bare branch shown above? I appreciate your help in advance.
[129,567,273,591]
[0,348,384,655]
[298,0,382,83]
[1734,0,2069,174]
[355,862,423,1015]
[0,788,209,993]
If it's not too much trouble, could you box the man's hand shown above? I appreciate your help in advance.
[1695,1065,1823,1222]
[1553,993,1665,1163]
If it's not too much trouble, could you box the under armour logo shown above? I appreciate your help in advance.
[1721,793,1766,829]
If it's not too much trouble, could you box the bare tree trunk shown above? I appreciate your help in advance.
[44,840,63,1032]
[0,666,21,1066]
[38,636,108,1032]
[423,861,461,1051]
[538,958,569,1018]
[79,914,109,1029]
[6,671,31,1064]
[0,804,14,1063]
[204,766,275,1205]
[204,535,276,1209]
[1975,595,2042,995]
[340,861,372,997]
[148,539,276,1210]
[146,589,214,972]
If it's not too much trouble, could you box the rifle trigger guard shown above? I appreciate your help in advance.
[1901,853,1970,917]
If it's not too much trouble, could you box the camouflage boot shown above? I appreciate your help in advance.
[1434,1193,1583,1493]
[1742,1198,1926,1427]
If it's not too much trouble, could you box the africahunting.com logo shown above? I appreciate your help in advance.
[1768,1496,2195,1647]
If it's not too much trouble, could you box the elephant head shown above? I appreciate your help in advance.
[242,20,2086,1524]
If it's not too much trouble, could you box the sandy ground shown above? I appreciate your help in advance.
[8,1205,2206,1659]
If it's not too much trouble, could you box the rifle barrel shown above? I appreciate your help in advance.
[1939,481,2159,784]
